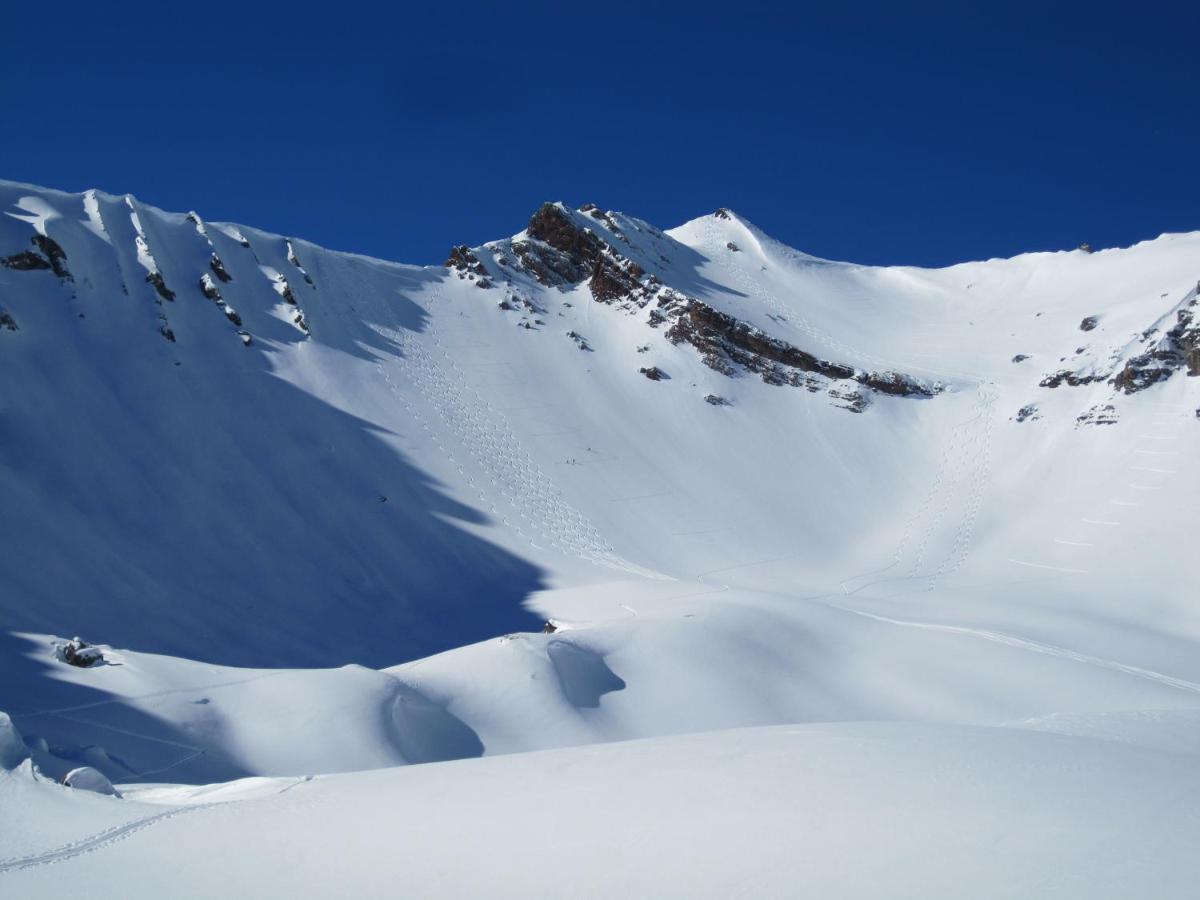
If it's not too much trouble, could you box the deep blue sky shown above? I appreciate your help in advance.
[3,1,1196,267]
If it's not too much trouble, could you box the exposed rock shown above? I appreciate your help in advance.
[1014,403,1040,423]
[293,313,310,334]
[237,330,253,347]
[445,245,491,287]
[1078,243,1094,254]
[1112,299,1200,393]
[0,309,17,331]
[855,371,936,398]
[1,249,51,271]
[59,637,103,668]
[32,234,71,280]
[160,325,176,343]
[1080,315,1099,331]
[1040,369,1104,389]
[726,241,741,252]
[829,387,869,413]
[146,271,176,302]
[589,257,641,302]
[704,394,730,406]
[1012,354,1029,363]
[502,204,651,309]
[209,253,233,283]
[639,366,667,381]
[286,240,316,287]
[1077,403,1118,426]
[666,299,855,382]
[713,208,732,220]
[566,330,592,351]
[198,274,223,302]
[541,620,558,634]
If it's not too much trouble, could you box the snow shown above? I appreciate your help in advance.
[4,722,1199,897]
[0,180,1197,894]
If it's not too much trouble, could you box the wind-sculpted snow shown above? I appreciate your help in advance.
[1,179,1199,894]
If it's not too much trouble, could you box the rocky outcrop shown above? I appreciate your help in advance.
[33,235,71,280]
[1039,369,1105,389]
[1112,298,1199,393]
[662,297,935,402]
[209,253,232,283]
[2,234,71,280]
[0,309,16,331]
[1,249,51,271]
[666,299,855,382]
[445,245,492,288]
[1076,403,1117,426]
[146,271,176,302]
[499,204,653,308]
[855,371,935,398]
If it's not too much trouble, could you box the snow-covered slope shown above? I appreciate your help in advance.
[1,180,1197,895]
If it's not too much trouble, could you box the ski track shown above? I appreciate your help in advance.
[0,803,214,874]
[372,288,665,580]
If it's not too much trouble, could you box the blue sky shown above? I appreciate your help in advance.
[2,1,1196,266]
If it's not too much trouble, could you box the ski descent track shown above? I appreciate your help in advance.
[374,288,666,581]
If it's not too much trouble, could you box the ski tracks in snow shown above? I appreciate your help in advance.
[373,290,664,580]
[0,803,214,874]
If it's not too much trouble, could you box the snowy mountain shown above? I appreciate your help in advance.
[1,180,1198,896]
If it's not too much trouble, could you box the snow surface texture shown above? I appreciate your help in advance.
[1,181,1198,896]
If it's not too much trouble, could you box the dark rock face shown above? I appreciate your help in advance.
[32,235,71,280]
[704,394,730,406]
[713,208,732,220]
[829,387,869,413]
[1012,354,1029,363]
[61,638,103,668]
[198,276,222,302]
[666,299,855,381]
[1080,315,1099,331]
[146,271,176,302]
[209,253,232,283]
[160,325,176,342]
[1,235,71,279]
[1077,403,1117,426]
[663,298,935,401]
[855,371,935,398]
[1040,369,1104,389]
[639,366,667,381]
[1112,297,1200,393]
[1014,403,1040,423]
[1,250,51,271]
[500,204,651,308]
[0,309,17,331]
[449,201,935,410]
[444,245,492,288]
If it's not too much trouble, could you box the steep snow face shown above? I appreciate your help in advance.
[1,179,1199,795]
